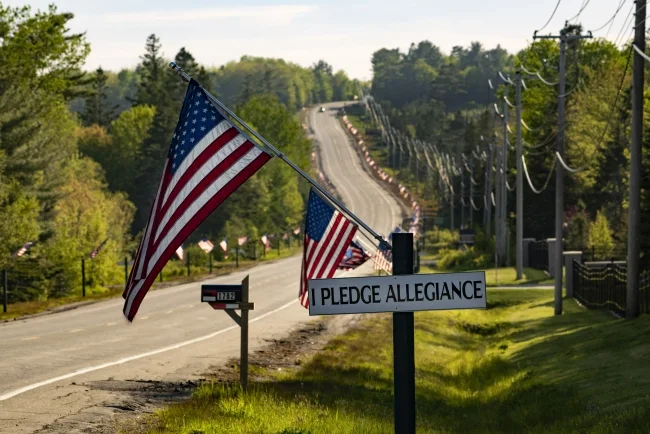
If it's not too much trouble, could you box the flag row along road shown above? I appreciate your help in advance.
[0,102,405,434]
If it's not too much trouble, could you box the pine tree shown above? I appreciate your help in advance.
[82,67,114,127]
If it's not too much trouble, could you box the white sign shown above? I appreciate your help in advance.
[308,272,486,316]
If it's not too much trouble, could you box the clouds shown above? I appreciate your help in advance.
[98,5,316,26]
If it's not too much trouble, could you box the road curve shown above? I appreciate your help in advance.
[0,102,404,433]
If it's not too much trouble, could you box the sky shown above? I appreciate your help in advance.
[6,0,633,80]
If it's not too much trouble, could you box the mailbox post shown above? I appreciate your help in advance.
[201,275,254,390]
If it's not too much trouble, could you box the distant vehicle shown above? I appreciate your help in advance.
[319,106,325,112]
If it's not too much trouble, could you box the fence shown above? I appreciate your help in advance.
[528,241,549,271]
[577,246,628,262]
[573,260,650,317]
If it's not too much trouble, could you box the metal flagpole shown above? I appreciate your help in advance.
[169,62,391,250]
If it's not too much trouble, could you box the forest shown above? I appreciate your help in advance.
[367,28,642,262]
[0,4,359,302]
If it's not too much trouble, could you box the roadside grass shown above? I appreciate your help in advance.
[419,265,553,287]
[145,290,650,434]
[0,246,302,321]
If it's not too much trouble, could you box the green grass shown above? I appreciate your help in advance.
[144,290,650,433]
[418,265,553,287]
[0,246,302,321]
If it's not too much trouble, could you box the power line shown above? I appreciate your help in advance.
[614,5,635,46]
[522,154,557,194]
[536,0,563,33]
[590,0,627,33]
[567,0,591,23]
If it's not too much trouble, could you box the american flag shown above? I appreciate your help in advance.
[237,236,248,246]
[13,241,34,258]
[338,239,370,271]
[373,242,393,273]
[299,189,357,308]
[261,234,270,251]
[90,239,108,259]
[175,245,184,261]
[219,239,227,252]
[197,239,214,253]
[122,79,272,321]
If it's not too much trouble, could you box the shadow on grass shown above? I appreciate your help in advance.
[148,293,650,434]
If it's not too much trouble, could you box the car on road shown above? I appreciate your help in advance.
[319,106,325,112]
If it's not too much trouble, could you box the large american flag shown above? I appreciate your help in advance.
[338,239,370,271]
[299,189,357,308]
[122,79,272,321]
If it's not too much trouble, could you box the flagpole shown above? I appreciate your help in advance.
[168,62,392,251]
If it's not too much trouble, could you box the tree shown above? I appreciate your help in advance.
[588,211,614,258]
[82,67,115,127]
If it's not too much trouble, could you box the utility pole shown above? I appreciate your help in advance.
[515,71,524,280]
[497,84,509,263]
[534,26,592,315]
[627,0,646,319]
[469,155,474,229]
[485,143,494,238]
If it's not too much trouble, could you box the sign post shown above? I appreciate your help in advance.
[201,275,254,390]
[308,233,486,434]
[393,233,415,434]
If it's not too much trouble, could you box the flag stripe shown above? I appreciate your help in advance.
[149,146,265,274]
[154,137,251,243]
[125,150,270,320]
[162,120,233,205]
[161,125,239,209]
[306,213,343,278]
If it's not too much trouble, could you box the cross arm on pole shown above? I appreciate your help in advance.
[168,62,392,250]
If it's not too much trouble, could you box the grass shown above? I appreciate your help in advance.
[144,290,650,433]
[0,245,302,322]
[419,265,553,287]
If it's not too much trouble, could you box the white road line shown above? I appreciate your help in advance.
[21,337,39,341]
[0,298,297,401]
[106,322,117,326]
[69,329,83,333]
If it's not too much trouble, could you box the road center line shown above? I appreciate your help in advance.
[0,298,297,401]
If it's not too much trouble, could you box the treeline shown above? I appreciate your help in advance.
[0,4,356,303]
[368,29,646,261]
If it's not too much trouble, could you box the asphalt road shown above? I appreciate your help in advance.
[0,102,404,433]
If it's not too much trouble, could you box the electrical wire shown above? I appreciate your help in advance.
[589,0,627,33]
[567,0,591,23]
[555,151,588,173]
[470,197,481,211]
[522,154,557,194]
[614,5,634,46]
[633,43,650,62]
[536,0,563,32]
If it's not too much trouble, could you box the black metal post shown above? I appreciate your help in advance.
[3,269,7,313]
[81,259,86,297]
[187,251,191,276]
[209,251,213,274]
[252,242,256,260]
[277,239,280,256]
[236,246,239,268]
[392,232,415,434]
[241,275,249,391]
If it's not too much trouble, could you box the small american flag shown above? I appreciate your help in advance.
[237,236,248,246]
[373,242,393,273]
[219,239,227,252]
[197,239,214,253]
[261,234,270,251]
[13,241,34,258]
[338,239,370,271]
[175,245,184,261]
[293,227,301,235]
[90,239,108,259]
[299,189,357,308]
[123,79,272,321]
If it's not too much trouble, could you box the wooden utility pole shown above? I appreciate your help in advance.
[515,71,524,280]
[534,26,592,315]
[627,0,646,319]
